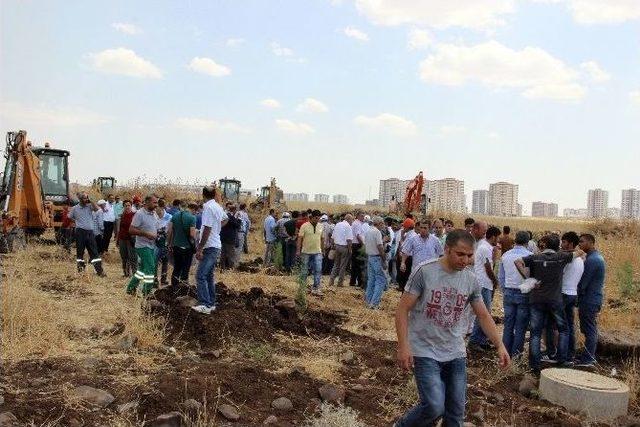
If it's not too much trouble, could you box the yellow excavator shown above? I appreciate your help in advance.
[0,130,71,252]
[250,178,286,213]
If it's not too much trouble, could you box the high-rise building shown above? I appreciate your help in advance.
[472,190,489,215]
[427,178,466,213]
[314,193,329,203]
[378,178,412,208]
[607,207,621,219]
[333,194,349,204]
[283,193,309,202]
[531,201,558,218]
[621,188,640,219]
[564,208,588,218]
[488,182,519,216]
[587,188,608,218]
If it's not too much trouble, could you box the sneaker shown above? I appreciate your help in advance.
[541,354,557,364]
[191,305,215,314]
[558,361,574,368]
[574,361,596,369]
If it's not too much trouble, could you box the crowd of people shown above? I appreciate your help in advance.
[64,186,607,426]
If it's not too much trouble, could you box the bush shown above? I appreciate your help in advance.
[617,261,638,298]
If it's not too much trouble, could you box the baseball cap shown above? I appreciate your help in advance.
[402,218,415,229]
[320,214,328,221]
[97,199,106,205]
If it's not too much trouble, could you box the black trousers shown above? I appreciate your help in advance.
[171,246,194,288]
[75,228,103,274]
[102,221,115,252]
[396,256,412,291]
[349,243,364,286]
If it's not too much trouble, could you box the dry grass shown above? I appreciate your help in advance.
[304,403,366,427]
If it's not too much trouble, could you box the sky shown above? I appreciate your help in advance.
[1,0,639,214]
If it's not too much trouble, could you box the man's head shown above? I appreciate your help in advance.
[471,220,488,240]
[269,208,275,217]
[561,231,580,251]
[309,209,321,225]
[344,213,354,224]
[356,211,365,222]
[158,198,166,209]
[444,219,454,234]
[228,203,237,213]
[432,219,444,237]
[291,210,300,219]
[107,194,115,203]
[282,212,291,219]
[443,229,476,271]
[544,234,560,251]
[300,210,308,219]
[417,222,430,238]
[579,233,596,252]
[464,217,475,232]
[132,195,142,206]
[364,214,372,224]
[486,226,501,245]
[515,230,529,246]
[79,192,90,205]
[503,225,511,236]
[123,200,132,212]
[188,202,198,213]
[320,214,328,223]
[97,199,106,209]
[144,195,158,212]
[402,218,415,231]
[115,195,121,203]
[202,185,216,201]
[372,216,385,230]
[239,203,247,211]
[172,199,181,208]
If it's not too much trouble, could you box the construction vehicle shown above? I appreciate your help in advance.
[389,171,427,216]
[92,176,116,196]
[0,130,71,252]
[215,177,242,204]
[251,178,285,213]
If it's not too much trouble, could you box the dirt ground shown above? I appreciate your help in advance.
[1,239,638,426]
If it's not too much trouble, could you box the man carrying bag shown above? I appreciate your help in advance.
[167,201,198,297]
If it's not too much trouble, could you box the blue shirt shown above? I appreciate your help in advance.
[401,233,444,271]
[577,250,606,307]
[264,215,277,242]
[499,245,533,290]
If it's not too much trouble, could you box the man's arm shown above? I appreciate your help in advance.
[296,233,303,255]
[377,243,387,269]
[471,299,510,369]
[129,226,155,240]
[577,257,594,296]
[395,292,420,370]
[514,258,528,279]
[484,258,499,288]
[498,261,506,288]
[166,222,174,249]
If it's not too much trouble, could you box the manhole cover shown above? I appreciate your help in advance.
[544,368,626,391]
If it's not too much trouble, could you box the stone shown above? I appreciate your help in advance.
[615,415,640,427]
[116,333,138,351]
[218,404,240,421]
[490,392,505,403]
[150,411,183,427]
[271,397,293,412]
[539,368,629,421]
[117,400,139,414]
[263,415,278,425]
[176,296,198,307]
[147,300,167,310]
[0,396,4,405]
[309,398,322,410]
[339,350,355,364]
[71,385,115,407]
[351,384,365,391]
[182,398,202,413]
[0,412,19,427]
[318,384,345,404]
[471,406,484,422]
[82,356,101,370]
[105,322,126,336]
[598,330,640,357]
[518,374,538,397]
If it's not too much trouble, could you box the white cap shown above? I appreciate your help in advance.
[320,214,328,221]
[97,199,106,205]
[283,212,291,218]
[364,214,371,222]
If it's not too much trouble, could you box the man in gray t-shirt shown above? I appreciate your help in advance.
[395,230,510,427]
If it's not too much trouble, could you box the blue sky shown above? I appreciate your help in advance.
[1,0,639,213]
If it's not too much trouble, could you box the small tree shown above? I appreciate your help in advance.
[617,261,637,298]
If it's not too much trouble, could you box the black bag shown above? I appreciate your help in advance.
[180,211,196,254]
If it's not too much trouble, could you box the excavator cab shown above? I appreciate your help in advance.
[93,176,116,195]
[218,178,241,203]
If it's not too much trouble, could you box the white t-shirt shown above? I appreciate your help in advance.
[200,199,225,249]
[473,239,494,290]
[364,227,383,256]
[562,256,584,296]
[332,220,354,245]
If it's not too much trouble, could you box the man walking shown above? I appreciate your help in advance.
[126,195,160,296]
[283,211,299,272]
[297,210,324,296]
[364,216,387,309]
[237,203,251,254]
[576,233,605,367]
[102,194,116,253]
[400,222,444,274]
[155,199,172,286]
[193,186,226,314]
[499,226,515,253]
[68,192,106,276]
[349,212,366,287]
[395,230,510,426]
[263,209,277,266]
[93,200,106,254]
[329,214,353,287]
[116,200,137,277]
[167,201,197,297]
[276,212,291,268]
[561,231,584,362]
[220,202,241,269]
[499,230,533,357]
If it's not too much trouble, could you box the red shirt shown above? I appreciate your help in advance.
[61,207,73,228]
[117,211,135,241]
[296,217,309,231]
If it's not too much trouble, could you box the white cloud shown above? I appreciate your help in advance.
[0,102,110,127]
[580,61,611,83]
[630,90,640,105]
[260,99,281,109]
[408,29,433,50]
[419,40,586,101]
[355,0,514,30]
[175,117,249,133]
[225,38,245,47]
[531,0,640,24]
[343,26,370,42]
[271,42,294,57]
[87,47,162,79]
[188,57,231,77]
[111,22,142,35]
[439,125,466,135]
[296,98,329,113]
[354,113,417,136]
[275,119,315,135]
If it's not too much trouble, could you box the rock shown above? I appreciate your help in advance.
[176,296,198,307]
[0,412,19,427]
[218,404,240,421]
[339,350,355,364]
[82,356,101,370]
[490,392,505,403]
[117,400,139,414]
[147,300,167,310]
[105,322,126,336]
[182,398,202,413]
[318,384,345,404]
[263,415,278,424]
[518,374,538,397]
[71,386,115,407]
[150,411,183,427]
[309,398,322,410]
[271,397,293,412]
[598,330,640,357]
[615,415,640,427]
[351,384,365,391]
[117,333,138,351]
[471,406,484,422]
[0,396,4,405]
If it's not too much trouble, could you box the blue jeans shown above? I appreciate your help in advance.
[300,253,322,290]
[196,247,220,308]
[365,256,387,307]
[469,288,493,346]
[529,301,568,371]
[284,239,297,271]
[563,294,577,360]
[578,303,600,364]
[397,357,467,427]
[502,288,529,357]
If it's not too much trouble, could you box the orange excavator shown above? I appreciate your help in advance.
[404,171,425,214]
[0,130,71,252]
